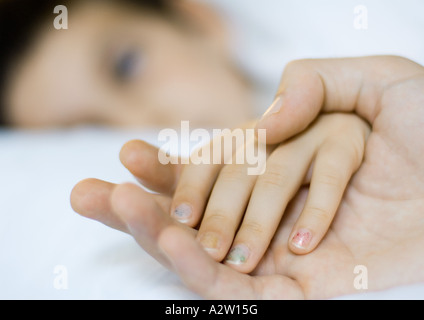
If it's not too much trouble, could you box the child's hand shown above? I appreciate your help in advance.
[170,113,370,273]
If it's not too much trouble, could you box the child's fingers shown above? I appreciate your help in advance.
[222,114,369,270]
[169,129,246,227]
[119,140,182,195]
[195,157,258,261]
[170,120,260,227]
[221,138,315,272]
[70,178,128,233]
[170,161,223,227]
[289,123,369,254]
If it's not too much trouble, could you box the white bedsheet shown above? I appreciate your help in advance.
[0,127,423,300]
[0,127,200,300]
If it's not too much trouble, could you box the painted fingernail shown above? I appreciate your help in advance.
[261,95,284,120]
[291,228,312,249]
[198,232,220,252]
[173,203,192,223]
[225,244,250,265]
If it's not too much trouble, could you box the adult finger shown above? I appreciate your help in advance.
[70,178,128,233]
[110,182,196,269]
[256,56,422,144]
[120,140,182,195]
[158,226,304,299]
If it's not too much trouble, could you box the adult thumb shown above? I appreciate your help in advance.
[256,56,422,144]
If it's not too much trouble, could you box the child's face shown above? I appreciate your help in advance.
[5,1,253,128]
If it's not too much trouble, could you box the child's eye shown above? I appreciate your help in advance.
[113,49,142,83]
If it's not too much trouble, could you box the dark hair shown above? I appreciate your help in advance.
[0,0,169,126]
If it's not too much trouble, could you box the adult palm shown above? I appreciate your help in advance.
[71,56,424,299]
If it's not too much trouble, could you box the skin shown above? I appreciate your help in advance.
[3,1,375,294]
[169,113,370,274]
[71,56,424,299]
[4,0,253,128]
[2,0,421,300]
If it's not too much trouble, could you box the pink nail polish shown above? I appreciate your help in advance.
[291,229,312,249]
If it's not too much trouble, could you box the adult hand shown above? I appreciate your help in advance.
[71,56,424,299]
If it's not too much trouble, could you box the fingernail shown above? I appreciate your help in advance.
[173,203,192,223]
[291,228,312,249]
[261,95,284,120]
[225,244,250,265]
[198,232,220,252]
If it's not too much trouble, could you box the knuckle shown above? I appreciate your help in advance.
[315,145,354,185]
[258,165,289,189]
[218,164,247,182]
[203,209,236,227]
[241,219,265,236]
[347,137,365,168]
[319,114,352,133]
[176,183,207,200]
[306,206,332,222]
[319,137,364,177]
[315,169,344,189]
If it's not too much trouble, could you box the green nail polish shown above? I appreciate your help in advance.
[226,244,250,265]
